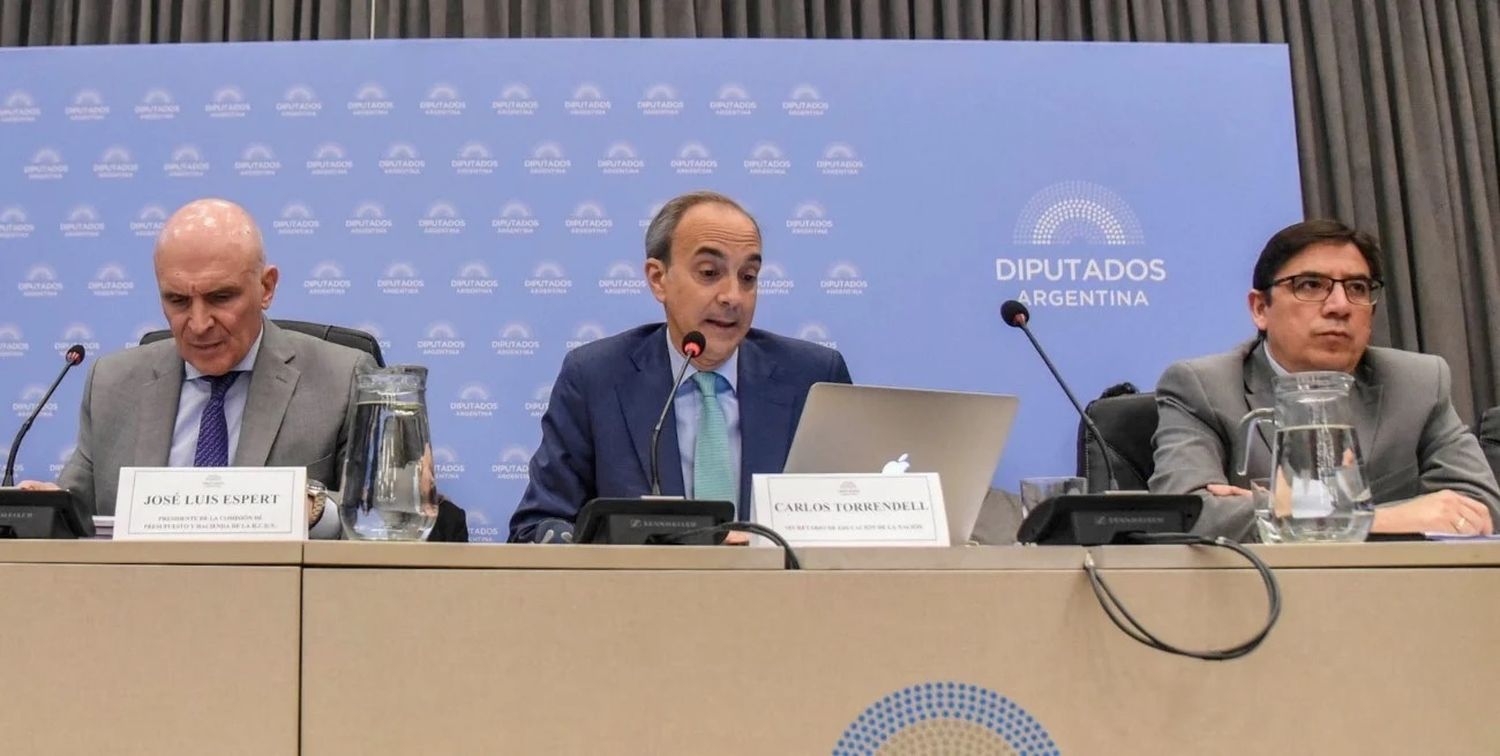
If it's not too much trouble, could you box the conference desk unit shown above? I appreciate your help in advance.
[4,541,1498,754]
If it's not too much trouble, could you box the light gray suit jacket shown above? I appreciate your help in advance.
[58,319,375,521]
[1149,339,1500,539]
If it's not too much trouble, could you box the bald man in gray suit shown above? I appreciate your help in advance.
[21,199,372,538]
[1150,220,1499,540]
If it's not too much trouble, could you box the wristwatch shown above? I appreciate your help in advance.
[306,479,329,526]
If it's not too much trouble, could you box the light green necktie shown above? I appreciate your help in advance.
[692,371,735,504]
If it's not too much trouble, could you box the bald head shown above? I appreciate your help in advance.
[154,198,279,376]
[155,198,265,269]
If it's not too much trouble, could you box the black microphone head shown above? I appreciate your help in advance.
[1000,300,1030,328]
[681,330,706,357]
[64,344,86,365]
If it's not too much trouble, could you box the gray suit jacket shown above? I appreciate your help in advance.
[58,319,374,520]
[1149,339,1500,539]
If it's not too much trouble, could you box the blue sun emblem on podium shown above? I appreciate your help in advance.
[834,682,1059,755]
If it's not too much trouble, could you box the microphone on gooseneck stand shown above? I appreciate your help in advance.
[999,301,1281,662]
[649,330,706,496]
[999,300,1117,490]
[3,345,86,487]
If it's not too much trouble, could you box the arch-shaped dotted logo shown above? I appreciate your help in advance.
[834,682,1058,755]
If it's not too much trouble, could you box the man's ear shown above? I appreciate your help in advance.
[645,258,668,304]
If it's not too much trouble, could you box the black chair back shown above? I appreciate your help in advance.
[138,319,385,367]
[1076,390,1159,491]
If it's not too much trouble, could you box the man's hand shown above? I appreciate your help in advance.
[721,531,750,546]
[16,480,61,492]
[1205,483,1253,498]
[1373,490,1494,535]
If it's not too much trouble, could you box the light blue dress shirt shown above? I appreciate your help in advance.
[168,329,263,467]
[666,331,741,499]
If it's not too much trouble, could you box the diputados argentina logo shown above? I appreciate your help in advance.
[1000,181,1166,308]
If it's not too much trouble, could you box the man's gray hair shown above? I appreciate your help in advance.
[643,190,760,266]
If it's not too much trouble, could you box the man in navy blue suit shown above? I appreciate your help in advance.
[509,191,853,543]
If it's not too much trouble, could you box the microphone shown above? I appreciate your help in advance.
[649,330,706,496]
[3,345,86,487]
[999,301,1118,490]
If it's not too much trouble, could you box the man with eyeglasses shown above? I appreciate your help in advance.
[1150,219,1500,539]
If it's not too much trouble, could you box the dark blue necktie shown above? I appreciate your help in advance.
[193,372,241,467]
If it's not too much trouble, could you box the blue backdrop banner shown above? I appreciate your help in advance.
[0,39,1302,540]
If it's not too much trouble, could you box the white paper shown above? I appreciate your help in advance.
[113,466,308,541]
[752,472,949,547]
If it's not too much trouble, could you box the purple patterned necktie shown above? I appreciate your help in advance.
[192,371,241,467]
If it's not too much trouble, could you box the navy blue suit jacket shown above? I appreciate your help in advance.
[508,323,853,542]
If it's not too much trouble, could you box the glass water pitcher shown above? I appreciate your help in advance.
[338,365,437,541]
[1236,371,1374,543]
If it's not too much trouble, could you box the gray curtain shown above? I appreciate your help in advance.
[5,0,1498,419]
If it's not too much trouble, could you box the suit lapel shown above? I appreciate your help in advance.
[234,321,300,467]
[620,326,684,496]
[736,337,796,519]
[1352,359,1384,460]
[1242,342,1277,473]
[135,350,184,467]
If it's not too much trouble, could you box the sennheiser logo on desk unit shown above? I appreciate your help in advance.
[1093,513,1169,527]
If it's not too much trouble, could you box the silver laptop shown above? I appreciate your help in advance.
[782,383,1019,544]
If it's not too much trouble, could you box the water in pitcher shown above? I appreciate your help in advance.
[1261,423,1374,543]
[339,399,436,540]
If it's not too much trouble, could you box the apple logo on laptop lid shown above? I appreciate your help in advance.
[881,453,911,474]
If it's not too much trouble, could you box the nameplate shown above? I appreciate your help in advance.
[752,473,949,547]
[113,467,308,541]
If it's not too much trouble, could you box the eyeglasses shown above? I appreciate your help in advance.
[1270,274,1384,305]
